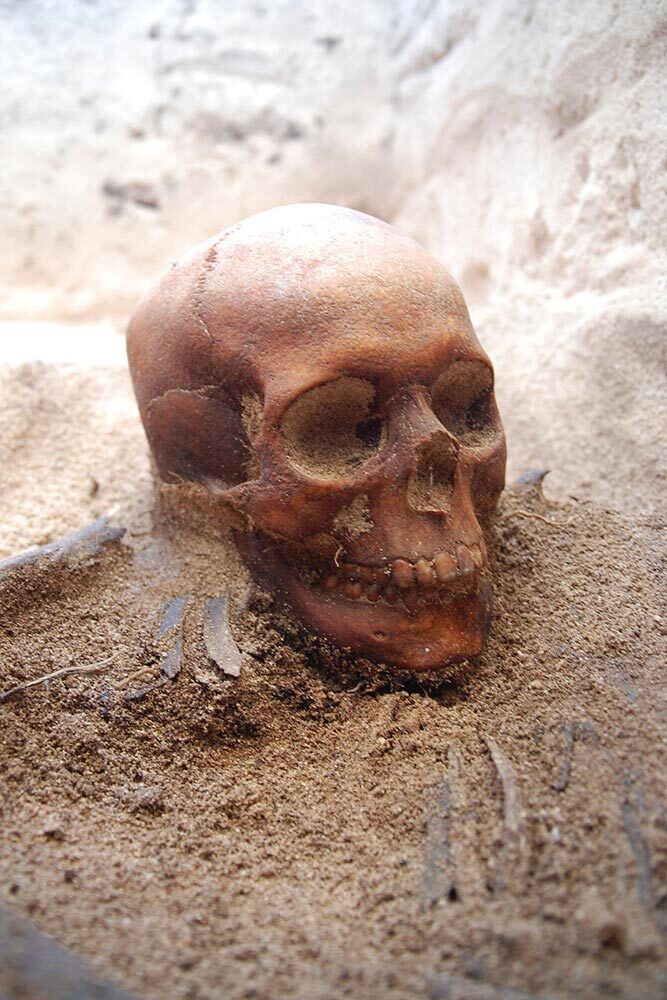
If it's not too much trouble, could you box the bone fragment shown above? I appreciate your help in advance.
[0,903,138,999]
[203,595,242,677]
[514,468,550,493]
[158,595,188,679]
[552,722,578,792]
[484,736,528,892]
[0,516,125,582]
[422,741,463,909]
[621,774,657,915]
[123,596,188,700]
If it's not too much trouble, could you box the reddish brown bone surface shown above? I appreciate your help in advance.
[127,204,506,670]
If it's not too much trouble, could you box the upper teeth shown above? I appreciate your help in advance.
[322,542,485,609]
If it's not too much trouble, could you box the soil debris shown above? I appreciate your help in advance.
[0,487,665,998]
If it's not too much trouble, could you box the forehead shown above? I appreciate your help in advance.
[198,206,485,399]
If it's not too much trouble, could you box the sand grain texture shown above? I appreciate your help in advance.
[0,478,665,1000]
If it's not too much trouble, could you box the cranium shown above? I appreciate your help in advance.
[127,204,506,670]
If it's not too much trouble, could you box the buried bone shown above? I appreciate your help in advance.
[127,204,506,670]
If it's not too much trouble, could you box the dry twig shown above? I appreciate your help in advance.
[113,665,160,690]
[0,652,120,705]
[500,509,571,529]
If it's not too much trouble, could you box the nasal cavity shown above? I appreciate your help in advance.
[406,431,458,514]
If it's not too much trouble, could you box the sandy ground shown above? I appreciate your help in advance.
[1,476,665,1000]
[0,327,148,560]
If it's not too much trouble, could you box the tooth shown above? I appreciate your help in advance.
[343,580,363,600]
[403,588,419,611]
[342,563,360,582]
[383,584,399,605]
[434,551,457,583]
[323,574,340,592]
[374,567,389,586]
[367,583,380,603]
[470,544,484,569]
[391,559,414,590]
[415,557,435,588]
[456,544,475,575]
[359,566,374,583]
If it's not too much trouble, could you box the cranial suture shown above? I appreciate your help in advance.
[127,204,506,670]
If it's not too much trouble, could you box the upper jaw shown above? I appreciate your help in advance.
[320,540,486,610]
[285,537,487,615]
[236,529,492,670]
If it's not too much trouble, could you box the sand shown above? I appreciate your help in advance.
[0,329,148,561]
[1,466,665,999]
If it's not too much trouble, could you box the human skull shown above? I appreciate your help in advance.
[127,204,506,671]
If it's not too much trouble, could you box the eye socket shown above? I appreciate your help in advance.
[355,416,383,448]
[432,360,498,448]
[280,376,385,480]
